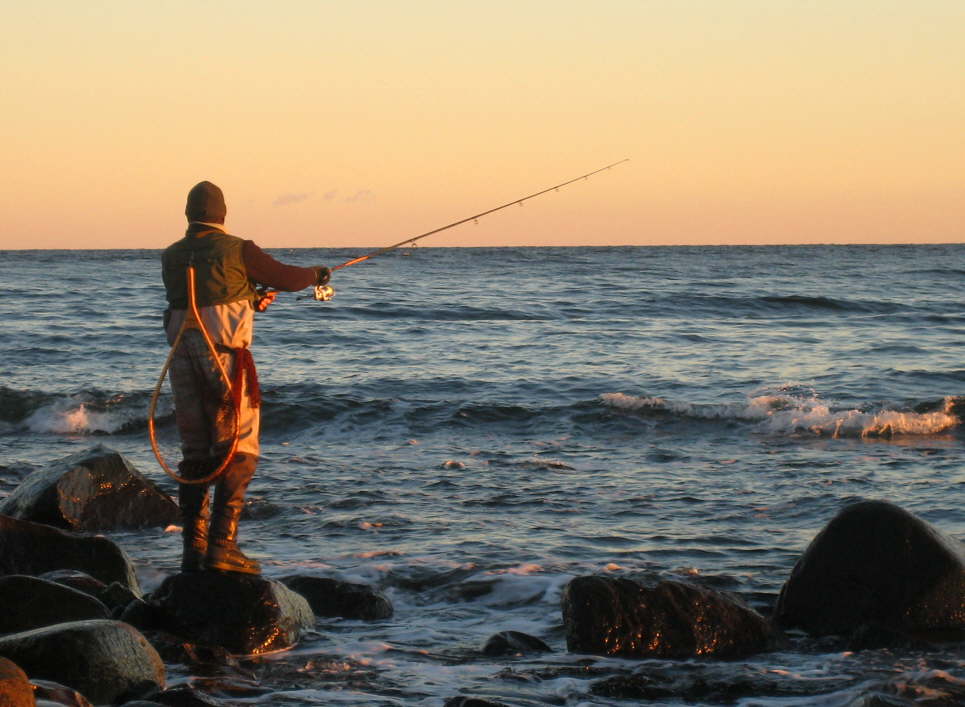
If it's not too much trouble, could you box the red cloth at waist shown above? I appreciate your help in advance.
[217,345,261,409]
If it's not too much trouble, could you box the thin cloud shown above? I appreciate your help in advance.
[344,189,375,204]
[273,192,313,207]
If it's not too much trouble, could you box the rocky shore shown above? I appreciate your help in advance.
[0,445,962,705]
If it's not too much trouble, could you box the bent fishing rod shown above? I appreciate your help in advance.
[302,158,630,301]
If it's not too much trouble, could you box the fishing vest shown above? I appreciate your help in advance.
[162,229,257,309]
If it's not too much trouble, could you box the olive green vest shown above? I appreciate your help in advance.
[162,229,257,308]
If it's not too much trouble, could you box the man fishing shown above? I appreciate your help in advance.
[161,180,330,575]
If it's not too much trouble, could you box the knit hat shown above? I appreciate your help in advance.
[185,181,227,223]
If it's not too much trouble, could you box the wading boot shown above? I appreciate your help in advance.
[178,459,212,573]
[206,453,261,575]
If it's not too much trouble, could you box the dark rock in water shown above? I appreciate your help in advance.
[482,630,552,656]
[561,575,773,659]
[0,575,109,633]
[774,500,965,637]
[32,678,95,706]
[120,597,165,632]
[0,619,165,705]
[38,568,108,597]
[0,514,141,594]
[591,661,839,703]
[149,572,314,656]
[99,580,141,614]
[151,684,235,705]
[0,445,179,531]
[0,657,33,707]
[279,575,394,620]
[847,622,939,652]
[591,673,677,701]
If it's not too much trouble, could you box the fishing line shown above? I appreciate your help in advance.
[302,158,630,301]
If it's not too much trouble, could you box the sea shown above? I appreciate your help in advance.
[0,244,963,706]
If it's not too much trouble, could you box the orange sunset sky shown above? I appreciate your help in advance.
[2,1,962,249]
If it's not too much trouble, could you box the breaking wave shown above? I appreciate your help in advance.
[601,388,963,439]
[0,386,162,436]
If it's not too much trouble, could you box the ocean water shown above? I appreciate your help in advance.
[0,244,963,705]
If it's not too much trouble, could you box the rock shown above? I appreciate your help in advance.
[32,679,94,706]
[148,572,314,656]
[591,661,835,703]
[279,575,393,620]
[0,619,165,705]
[561,575,773,659]
[99,580,141,614]
[0,657,33,707]
[0,575,110,633]
[0,445,179,531]
[774,500,965,637]
[482,630,552,656]
[846,622,938,652]
[0,514,141,594]
[38,569,108,597]
[151,685,233,705]
[119,598,165,632]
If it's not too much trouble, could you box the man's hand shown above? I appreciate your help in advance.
[255,289,277,312]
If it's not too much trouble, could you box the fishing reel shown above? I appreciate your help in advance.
[312,284,335,301]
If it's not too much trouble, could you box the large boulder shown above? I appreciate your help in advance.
[0,514,140,594]
[0,445,179,531]
[279,575,394,620]
[775,500,965,637]
[0,657,33,707]
[562,575,773,659]
[148,572,314,656]
[0,575,109,633]
[0,619,164,705]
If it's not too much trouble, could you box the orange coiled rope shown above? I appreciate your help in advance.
[148,265,240,485]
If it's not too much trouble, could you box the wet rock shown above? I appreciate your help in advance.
[0,619,165,705]
[151,684,242,705]
[99,580,141,614]
[0,575,110,633]
[591,662,838,703]
[0,657,33,707]
[32,679,94,706]
[0,445,179,531]
[279,575,393,620]
[561,575,773,659]
[148,572,314,656]
[37,569,108,597]
[847,622,938,652]
[591,673,677,701]
[119,597,165,632]
[0,514,141,594]
[775,500,965,637]
[482,630,552,656]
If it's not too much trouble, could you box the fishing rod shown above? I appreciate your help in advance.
[302,158,630,301]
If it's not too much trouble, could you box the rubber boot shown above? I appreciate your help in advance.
[178,459,212,573]
[206,453,261,575]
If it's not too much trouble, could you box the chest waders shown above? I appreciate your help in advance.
[148,262,241,486]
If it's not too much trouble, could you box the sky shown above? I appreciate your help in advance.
[1,1,962,249]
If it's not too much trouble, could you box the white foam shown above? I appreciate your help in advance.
[25,399,126,434]
[601,390,959,438]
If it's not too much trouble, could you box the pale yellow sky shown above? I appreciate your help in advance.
[1,1,962,249]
